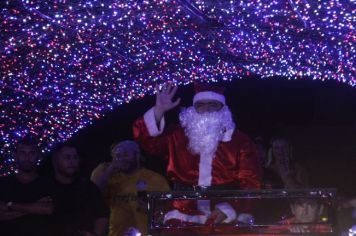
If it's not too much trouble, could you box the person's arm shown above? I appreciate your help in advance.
[133,83,180,157]
[11,196,54,215]
[153,83,180,124]
[0,202,27,220]
[280,174,300,188]
[278,163,308,188]
[295,164,309,187]
[91,163,116,191]
[0,196,53,220]
[0,211,27,221]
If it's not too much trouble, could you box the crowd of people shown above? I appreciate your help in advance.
[0,82,355,235]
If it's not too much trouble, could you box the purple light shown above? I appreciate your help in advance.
[0,0,355,175]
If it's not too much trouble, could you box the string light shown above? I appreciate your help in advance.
[0,0,355,175]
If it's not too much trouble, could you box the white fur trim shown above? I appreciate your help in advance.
[193,91,225,105]
[236,213,255,224]
[198,153,214,186]
[163,209,208,224]
[143,107,165,137]
[215,202,237,223]
[197,200,211,214]
[221,124,235,142]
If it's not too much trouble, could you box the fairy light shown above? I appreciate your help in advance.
[0,0,355,175]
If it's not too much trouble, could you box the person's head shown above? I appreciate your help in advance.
[290,198,324,223]
[179,82,235,156]
[110,140,141,173]
[14,137,41,173]
[192,82,225,114]
[193,99,224,114]
[265,136,293,167]
[52,143,80,178]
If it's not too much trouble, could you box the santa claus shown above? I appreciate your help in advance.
[133,82,262,226]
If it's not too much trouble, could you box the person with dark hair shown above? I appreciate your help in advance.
[0,137,53,236]
[133,83,262,225]
[91,140,170,236]
[265,137,309,188]
[50,143,109,236]
[282,198,331,234]
[262,198,333,235]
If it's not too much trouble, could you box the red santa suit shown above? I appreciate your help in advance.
[133,105,262,224]
[133,83,262,226]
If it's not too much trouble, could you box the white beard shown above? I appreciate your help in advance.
[179,106,235,156]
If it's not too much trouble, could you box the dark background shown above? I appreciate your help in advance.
[60,78,356,196]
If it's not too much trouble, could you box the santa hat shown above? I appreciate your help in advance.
[193,82,226,105]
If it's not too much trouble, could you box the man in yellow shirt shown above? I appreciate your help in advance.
[91,140,170,236]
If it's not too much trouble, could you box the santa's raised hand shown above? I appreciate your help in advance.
[154,83,181,123]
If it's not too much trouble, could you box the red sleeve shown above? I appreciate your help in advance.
[133,116,170,159]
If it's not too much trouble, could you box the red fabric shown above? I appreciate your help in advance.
[133,116,262,225]
[194,82,225,95]
[133,117,262,189]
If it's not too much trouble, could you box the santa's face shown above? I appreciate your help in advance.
[179,105,235,156]
[193,99,223,114]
